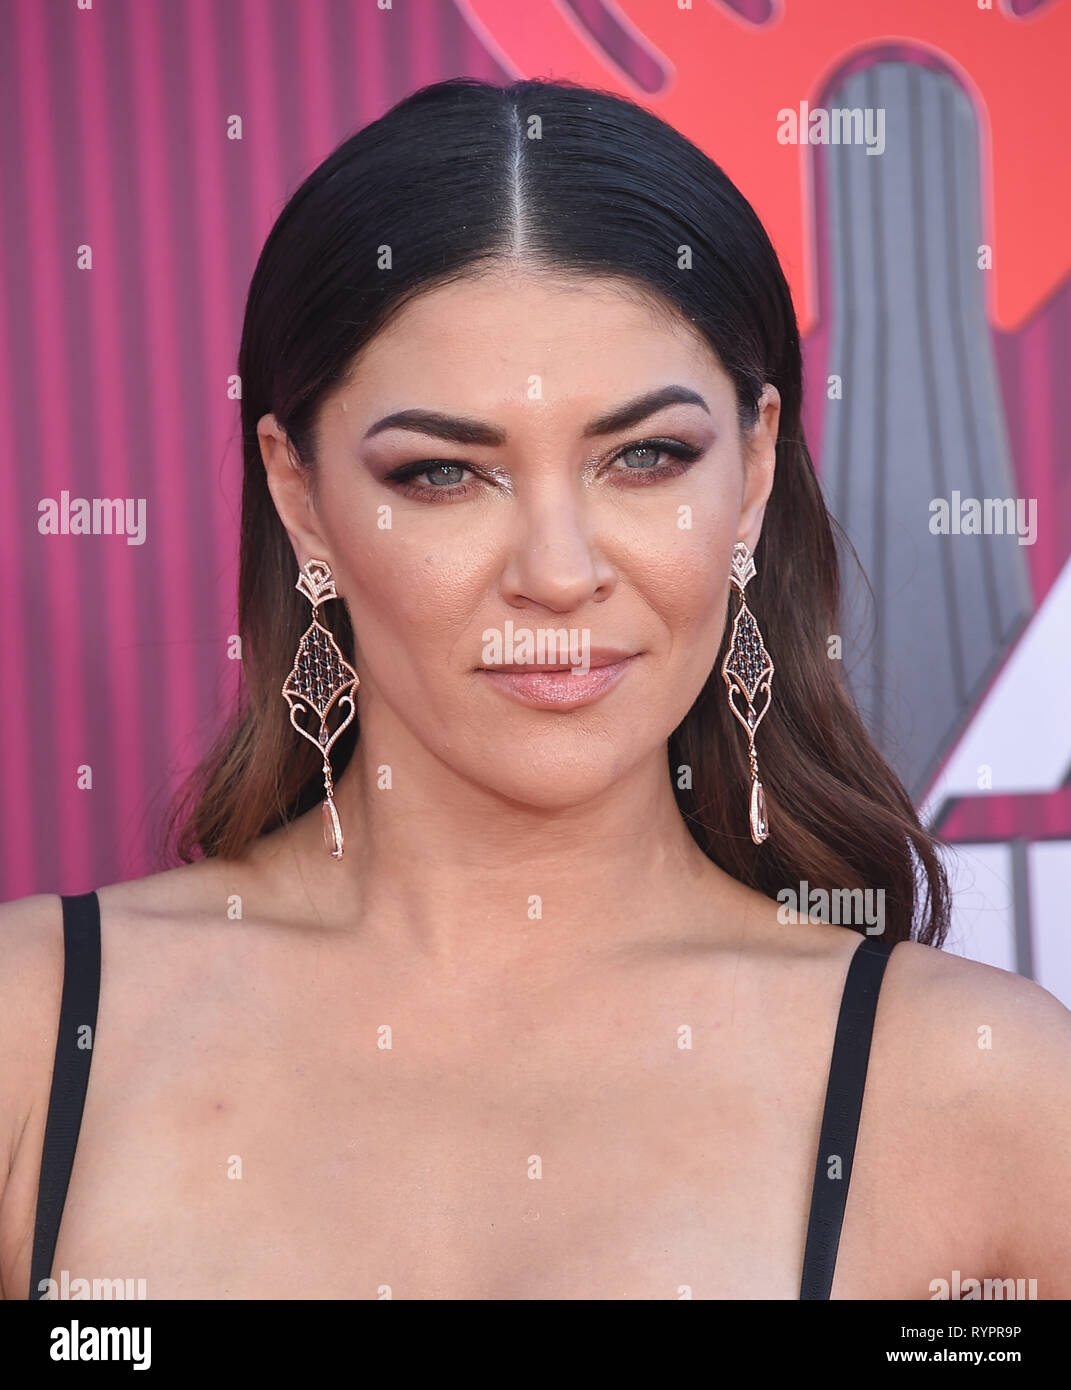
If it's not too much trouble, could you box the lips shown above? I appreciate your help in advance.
[476,652,639,710]
[477,646,636,673]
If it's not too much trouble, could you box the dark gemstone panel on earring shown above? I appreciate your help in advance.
[724,605,772,701]
[284,621,356,719]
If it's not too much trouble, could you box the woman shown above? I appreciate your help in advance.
[2,77,1068,1302]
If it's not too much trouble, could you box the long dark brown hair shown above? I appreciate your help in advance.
[165,76,951,946]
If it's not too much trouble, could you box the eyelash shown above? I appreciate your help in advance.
[383,438,704,502]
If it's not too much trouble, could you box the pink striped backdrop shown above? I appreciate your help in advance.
[1,0,504,899]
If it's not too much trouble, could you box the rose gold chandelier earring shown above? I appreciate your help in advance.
[721,541,773,845]
[281,558,360,859]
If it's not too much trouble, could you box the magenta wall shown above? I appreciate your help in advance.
[0,0,505,898]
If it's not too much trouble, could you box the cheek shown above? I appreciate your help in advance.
[327,522,494,672]
[619,494,738,646]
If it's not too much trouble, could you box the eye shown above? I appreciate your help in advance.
[615,443,668,471]
[420,463,468,487]
[604,438,703,483]
[381,436,704,503]
[382,459,480,502]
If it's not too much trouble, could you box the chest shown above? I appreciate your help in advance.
[24,951,979,1301]
[45,994,837,1299]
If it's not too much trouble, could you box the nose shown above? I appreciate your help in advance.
[498,487,615,613]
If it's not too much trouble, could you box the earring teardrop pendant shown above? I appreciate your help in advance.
[322,795,344,858]
[750,777,768,845]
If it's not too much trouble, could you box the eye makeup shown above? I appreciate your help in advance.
[380,436,706,503]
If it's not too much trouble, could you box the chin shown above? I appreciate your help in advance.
[453,740,640,811]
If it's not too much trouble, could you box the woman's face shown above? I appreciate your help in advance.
[261,267,779,808]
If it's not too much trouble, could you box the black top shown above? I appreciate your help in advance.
[28,891,895,1300]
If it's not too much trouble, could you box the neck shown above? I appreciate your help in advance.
[263,711,739,977]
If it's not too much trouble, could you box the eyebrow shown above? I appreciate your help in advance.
[362,385,710,447]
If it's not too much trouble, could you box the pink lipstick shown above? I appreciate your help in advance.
[477,649,638,710]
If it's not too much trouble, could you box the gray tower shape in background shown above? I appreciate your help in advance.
[818,61,1033,806]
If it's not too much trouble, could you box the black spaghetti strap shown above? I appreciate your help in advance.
[28,891,101,1300]
[799,933,895,1300]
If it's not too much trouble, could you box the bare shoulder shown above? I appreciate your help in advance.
[91,856,294,1022]
[883,936,1071,1062]
[739,895,1071,1291]
[0,864,202,1085]
[95,854,252,925]
[0,891,65,993]
[0,856,254,1144]
[0,847,304,1300]
[91,823,329,939]
[770,923,1071,1294]
[0,892,67,1295]
[0,893,66,1127]
[883,938,1071,1292]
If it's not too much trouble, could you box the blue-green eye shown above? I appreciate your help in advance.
[607,438,703,482]
[619,444,666,469]
[382,459,479,502]
[425,464,466,486]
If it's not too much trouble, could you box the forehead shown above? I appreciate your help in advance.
[330,267,730,412]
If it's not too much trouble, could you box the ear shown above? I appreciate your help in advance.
[737,383,780,554]
[257,412,333,570]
